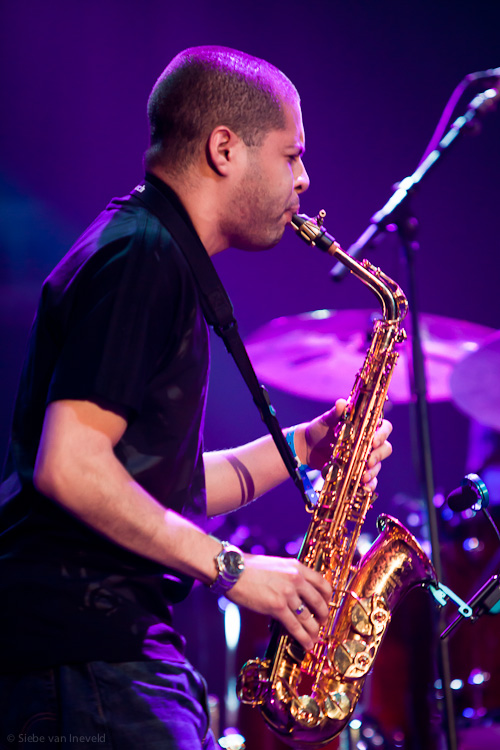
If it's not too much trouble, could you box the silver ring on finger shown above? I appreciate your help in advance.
[295,602,305,616]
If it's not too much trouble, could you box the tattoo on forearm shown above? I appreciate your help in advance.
[225,454,256,506]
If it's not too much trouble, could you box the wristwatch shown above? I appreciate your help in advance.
[209,541,245,595]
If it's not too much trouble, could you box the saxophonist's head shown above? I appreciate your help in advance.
[144,46,309,255]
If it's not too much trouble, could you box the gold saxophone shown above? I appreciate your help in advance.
[237,211,437,748]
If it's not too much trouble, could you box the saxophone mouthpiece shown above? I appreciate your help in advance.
[291,211,326,232]
[291,211,336,254]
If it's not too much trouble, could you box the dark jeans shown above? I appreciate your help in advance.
[0,660,217,750]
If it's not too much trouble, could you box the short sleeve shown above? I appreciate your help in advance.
[47,211,182,416]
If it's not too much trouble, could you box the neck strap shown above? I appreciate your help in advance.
[131,177,313,509]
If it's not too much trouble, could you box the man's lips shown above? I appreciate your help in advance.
[285,204,300,219]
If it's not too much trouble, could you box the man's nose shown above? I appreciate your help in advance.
[295,160,310,194]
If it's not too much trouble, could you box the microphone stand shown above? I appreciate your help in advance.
[329,81,499,750]
[396,202,457,750]
[330,83,499,281]
[441,573,500,641]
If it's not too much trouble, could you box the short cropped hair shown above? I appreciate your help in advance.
[144,46,299,174]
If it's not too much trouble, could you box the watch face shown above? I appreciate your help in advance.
[224,550,244,577]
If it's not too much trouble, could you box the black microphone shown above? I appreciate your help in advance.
[447,473,490,512]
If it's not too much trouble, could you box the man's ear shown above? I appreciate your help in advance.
[206,126,243,176]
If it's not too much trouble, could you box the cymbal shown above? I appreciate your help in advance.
[451,331,500,430]
[245,310,496,404]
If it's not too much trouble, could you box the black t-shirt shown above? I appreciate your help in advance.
[0,175,210,671]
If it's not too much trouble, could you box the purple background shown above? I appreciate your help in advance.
[1,0,499,741]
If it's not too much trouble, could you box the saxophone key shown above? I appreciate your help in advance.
[236,658,271,706]
[330,638,375,679]
[290,694,322,728]
[350,597,375,636]
[350,594,390,637]
[370,597,391,636]
[323,690,351,721]
[286,638,306,663]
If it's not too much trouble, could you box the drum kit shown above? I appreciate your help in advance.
[242,309,500,749]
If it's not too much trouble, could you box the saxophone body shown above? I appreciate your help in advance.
[237,212,437,748]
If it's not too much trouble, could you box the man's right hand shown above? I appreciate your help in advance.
[225,554,332,651]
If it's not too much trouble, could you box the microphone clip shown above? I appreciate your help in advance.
[447,472,490,513]
[429,581,473,619]
[462,472,490,510]
[440,574,500,640]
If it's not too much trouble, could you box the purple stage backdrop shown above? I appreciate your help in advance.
[1,1,499,746]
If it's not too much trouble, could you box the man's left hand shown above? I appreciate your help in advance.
[294,399,393,493]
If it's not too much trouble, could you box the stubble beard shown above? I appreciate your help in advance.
[222,162,288,252]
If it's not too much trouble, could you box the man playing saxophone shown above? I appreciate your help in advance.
[0,46,393,749]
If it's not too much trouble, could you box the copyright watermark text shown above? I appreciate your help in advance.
[7,735,106,744]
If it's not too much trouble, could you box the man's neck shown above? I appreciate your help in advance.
[148,166,227,257]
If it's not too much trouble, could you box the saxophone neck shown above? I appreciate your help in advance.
[291,212,408,325]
